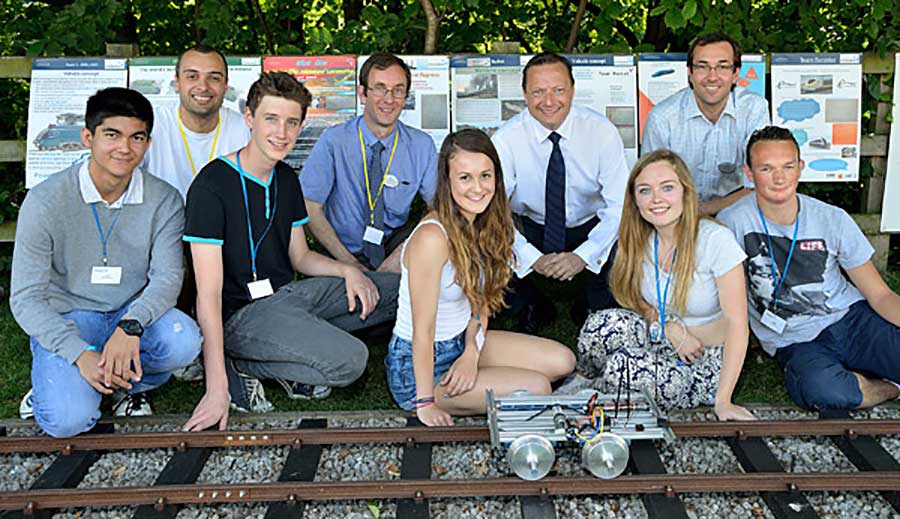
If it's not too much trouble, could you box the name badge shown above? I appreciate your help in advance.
[363,225,385,245]
[91,266,122,285]
[247,278,274,300]
[384,174,400,188]
[760,309,787,335]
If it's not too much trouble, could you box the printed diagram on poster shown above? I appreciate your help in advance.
[128,57,261,114]
[771,53,862,182]
[637,53,766,142]
[451,55,529,137]
[451,55,639,165]
[264,56,357,169]
[881,52,900,232]
[357,55,450,152]
[25,58,128,188]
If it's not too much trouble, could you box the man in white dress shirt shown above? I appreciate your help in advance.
[144,44,250,198]
[492,52,628,330]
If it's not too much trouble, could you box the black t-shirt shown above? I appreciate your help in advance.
[184,156,308,322]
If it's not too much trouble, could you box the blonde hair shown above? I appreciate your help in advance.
[610,150,703,316]
[433,129,515,315]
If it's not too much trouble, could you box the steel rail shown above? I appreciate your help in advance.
[2,420,899,454]
[2,472,900,511]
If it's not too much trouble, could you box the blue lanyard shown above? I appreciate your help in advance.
[756,203,799,308]
[236,150,278,281]
[90,183,129,265]
[653,232,676,340]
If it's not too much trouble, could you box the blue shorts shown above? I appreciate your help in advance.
[774,301,900,411]
[385,331,466,411]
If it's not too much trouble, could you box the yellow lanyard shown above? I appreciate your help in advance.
[178,110,222,177]
[358,126,399,225]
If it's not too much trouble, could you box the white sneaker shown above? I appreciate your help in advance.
[112,391,153,417]
[19,388,34,420]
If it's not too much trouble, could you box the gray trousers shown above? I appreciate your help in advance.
[223,272,399,387]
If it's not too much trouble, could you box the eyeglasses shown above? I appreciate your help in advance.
[368,86,408,99]
[691,63,736,75]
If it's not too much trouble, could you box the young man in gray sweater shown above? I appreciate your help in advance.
[11,87,202,437]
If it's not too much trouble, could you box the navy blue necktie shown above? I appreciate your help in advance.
[363,141,386,267]
[543,131,566,253]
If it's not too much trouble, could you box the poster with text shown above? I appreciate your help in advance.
[880,52,900,232]
[637,53,766,142]
[264,55,357,169]
[356,55,450,152]
[771,53,862,182]
[450,55,529,137]
[128,56,261,114]
[25,58,128,188]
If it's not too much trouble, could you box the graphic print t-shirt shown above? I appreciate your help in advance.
[718,194,872,354]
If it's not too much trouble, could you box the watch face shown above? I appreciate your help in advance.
[119,320,143,336]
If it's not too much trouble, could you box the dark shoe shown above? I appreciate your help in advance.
[275,378,332,400]
[225,358,274,413]
[516,299,557,334]
[112,391,153,417]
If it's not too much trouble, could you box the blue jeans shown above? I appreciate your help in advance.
[775,301,900,410]
[385,332,465,411]
[30,307,201,438]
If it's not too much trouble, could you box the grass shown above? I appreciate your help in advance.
[1,267,897,419]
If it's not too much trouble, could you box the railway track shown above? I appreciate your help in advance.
[0,412,898,519]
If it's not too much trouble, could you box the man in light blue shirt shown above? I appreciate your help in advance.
[642,33,770,216]
[301,53,438,273]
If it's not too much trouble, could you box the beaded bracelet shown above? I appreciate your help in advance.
[415,396,435,405]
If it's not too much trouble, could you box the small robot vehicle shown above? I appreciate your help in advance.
[487,388,673,480]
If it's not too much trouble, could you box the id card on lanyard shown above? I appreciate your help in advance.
[237,150,278,300]
[756,202,799,335]
[89,184,129,285]
[358,125,399,245]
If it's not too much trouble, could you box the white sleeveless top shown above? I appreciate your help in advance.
[393,219,472,342]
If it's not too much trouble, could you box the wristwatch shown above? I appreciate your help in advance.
[117,319,144,337]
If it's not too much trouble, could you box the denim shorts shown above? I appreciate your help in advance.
[385,331,466,411]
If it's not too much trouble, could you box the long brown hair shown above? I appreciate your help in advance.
[433,129,515,315]
[610,149,702,316]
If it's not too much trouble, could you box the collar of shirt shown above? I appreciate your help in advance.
[685,88,738,123]
[78,159,144,208]
[523,108,574,145]
[357,115,402,149]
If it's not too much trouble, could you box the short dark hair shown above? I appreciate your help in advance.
[85,87,154,134]
[176,44,229,81]
[688,33,742,70]
[746,126,800,168]
[522,52,574,91]
[359,53,411,93]
[246,71,313,121]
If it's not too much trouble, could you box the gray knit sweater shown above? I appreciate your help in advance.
[10,161,185,364]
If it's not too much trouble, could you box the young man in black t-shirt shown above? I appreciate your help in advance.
[181,72,398,430]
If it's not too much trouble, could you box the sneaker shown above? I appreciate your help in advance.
[275,378,332,400]
[172,357,204,382]
[19,388,34,420]
[112,391,153,417]
[225,358,274,413]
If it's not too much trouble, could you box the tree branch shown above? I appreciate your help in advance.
[249,0,274,54]
[419,0,441,54]
[565,0,588,52]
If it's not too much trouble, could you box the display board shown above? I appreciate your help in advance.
[637,53,767,142]
[25,58,128,188]
[263,56,357,169]
[356,55,450,152]
[128,56,261,114]
[881,52,900,232]
[771,53,863,182]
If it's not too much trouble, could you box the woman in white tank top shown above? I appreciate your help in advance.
[386,129,575,426]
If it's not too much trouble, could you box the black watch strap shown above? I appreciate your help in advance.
[117,319,144,337]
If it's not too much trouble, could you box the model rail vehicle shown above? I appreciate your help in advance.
[487,388,674,480]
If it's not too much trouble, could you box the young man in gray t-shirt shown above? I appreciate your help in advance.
[719,126,900,411]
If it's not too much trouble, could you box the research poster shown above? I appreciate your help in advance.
[263,55,357,169]
[771,53,862,182]
[25,58,128,188]
[128,56,261,114]
[356,55,450,152]
[881,52,900,232]
[637,53,767,142]
[451,54,639,164]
